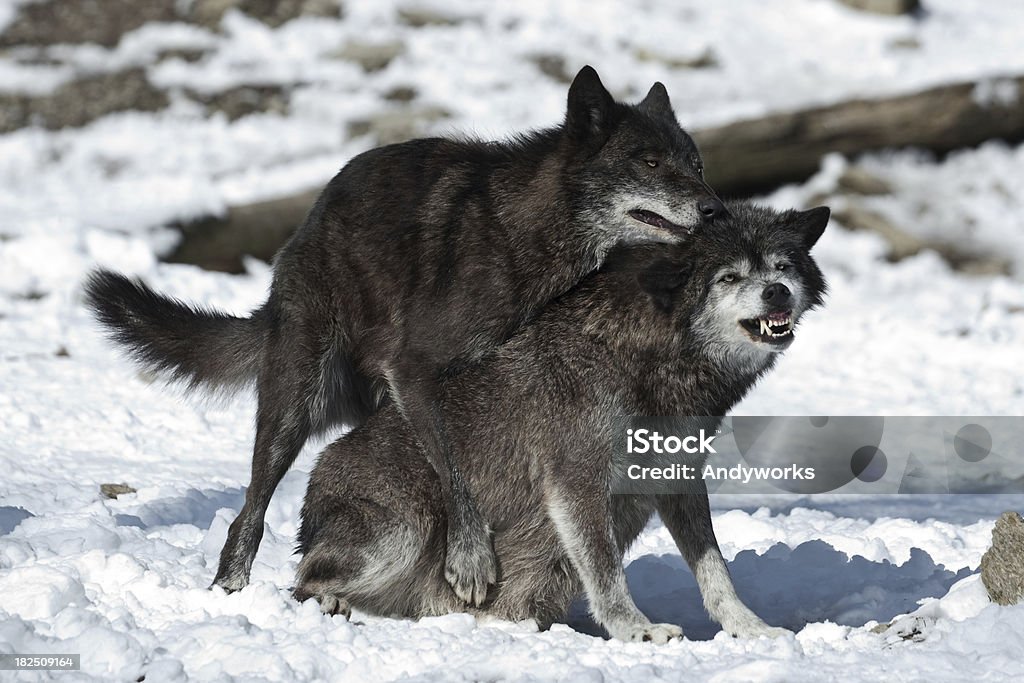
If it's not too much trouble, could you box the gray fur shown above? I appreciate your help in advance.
[295,202,829,641]
[83,66,725,597]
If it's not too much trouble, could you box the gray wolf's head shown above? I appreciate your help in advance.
[562,66,724,244]
[637,202,829,371]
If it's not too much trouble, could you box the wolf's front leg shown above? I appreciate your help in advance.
[547,486,682,643]
[387,367,496,607]
[655,492,788,638]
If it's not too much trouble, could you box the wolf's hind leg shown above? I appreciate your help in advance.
[293,582,352,618]
[214,323,353,592]
[295,498,446,618]
[655,492,788,638]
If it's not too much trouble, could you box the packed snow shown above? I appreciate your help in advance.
[2,0,1024,680]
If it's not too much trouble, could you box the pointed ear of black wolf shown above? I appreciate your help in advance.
[789,206,830,249]
[637,259,689,313]
[638,82,673,118]
[566,66,615,139]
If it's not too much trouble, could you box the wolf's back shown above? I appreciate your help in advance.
[83,269,267,393]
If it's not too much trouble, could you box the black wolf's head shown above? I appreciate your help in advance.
[637,202,829,371]
[561,66,724,245]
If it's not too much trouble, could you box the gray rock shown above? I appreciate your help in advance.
[529,54,573,84]
[397,6,472,27]
[156,47,210,64]
[0,68,169,133]
[837,0,921,16]
[100,483,137,499]
[189,84,291,121]
[346,105,451,146]
[189,0,342,30]
[333,40,405,72]
[0,0,177,48]
[889,36,922,51]
[634,46,719,70]
[981,511,1024,606]
[383,86,418,102]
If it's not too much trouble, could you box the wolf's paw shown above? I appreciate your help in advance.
[617,623,684,644]
[724,619,790,639]
[318,594,352,619]
[211,572,249,594]
[444,525,497,607]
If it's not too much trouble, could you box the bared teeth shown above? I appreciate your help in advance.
[751,316,794,339]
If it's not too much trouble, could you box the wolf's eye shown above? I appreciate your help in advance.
[695,165,704,177]
[719,273,738,283]
[644,159,659,168]
[776,263,790,272]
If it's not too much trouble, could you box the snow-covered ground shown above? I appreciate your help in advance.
[2,1,1024,680]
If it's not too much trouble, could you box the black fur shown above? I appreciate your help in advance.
[83,271,267,392]
[83,66,724,597]
[294,202,829,641]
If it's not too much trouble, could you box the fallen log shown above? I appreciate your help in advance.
[165,190,320,273]
[166,74,1024,272]
[696,74,1024,196]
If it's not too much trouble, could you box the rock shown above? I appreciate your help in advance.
[0,68,169,133]
[981,511,1024,606]
[889,36,922,51]
[188,0,237,27]
[837,0,921,16]
[100,483,137,499]
[529,54,573,84]
[634,46,718,70]
[156,47,210,64]
[397,6,471,27]
[346,105,451,146]
[333,40,405,72]
[836,167,894,196]
[189,84,291,121]
[189,0,342,30]
[383,86,418,102]
[0,0,177,48]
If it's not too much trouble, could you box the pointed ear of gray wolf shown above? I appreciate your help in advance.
[788,206,830,249]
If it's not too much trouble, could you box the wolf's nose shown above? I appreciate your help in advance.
[762,283,791,305]
[698,197,725,221]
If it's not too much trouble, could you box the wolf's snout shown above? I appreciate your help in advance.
[762,282,791,306]
[698,197,726,221]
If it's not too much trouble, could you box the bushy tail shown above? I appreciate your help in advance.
[83,269,268,393]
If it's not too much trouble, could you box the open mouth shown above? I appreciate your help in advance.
[629,209,686,234]
[739,310,794,345]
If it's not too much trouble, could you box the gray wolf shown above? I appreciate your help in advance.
[294,202,829,642]
[82,66,725,598]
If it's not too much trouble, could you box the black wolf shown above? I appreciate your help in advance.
[294,202,830,642]
[83,66,725,598]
